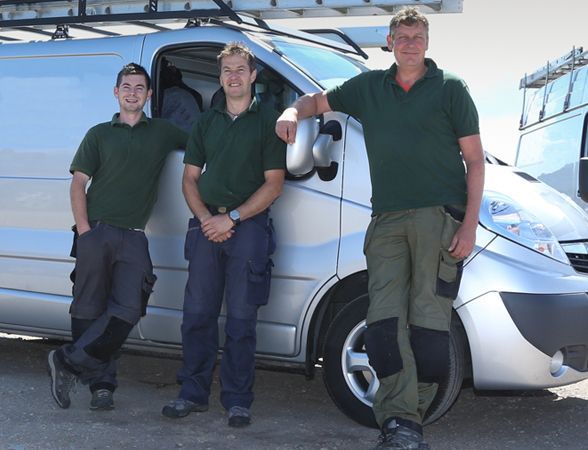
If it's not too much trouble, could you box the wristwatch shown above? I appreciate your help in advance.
[229,209,241,226]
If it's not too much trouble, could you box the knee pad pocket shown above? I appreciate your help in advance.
[71,318,95,343]
[364,318,403,378]
[84,316,134,362]
[410,325,450,383]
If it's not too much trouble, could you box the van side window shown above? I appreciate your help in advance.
[524,86,547,125]
[517,114,585,198]
[571,68,588,108]
[543,74,570,118]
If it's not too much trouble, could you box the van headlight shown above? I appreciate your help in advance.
[480,192,568,264]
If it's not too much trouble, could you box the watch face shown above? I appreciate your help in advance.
[230,210,240,221]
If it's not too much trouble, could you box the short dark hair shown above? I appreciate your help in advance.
[116,63,151,90]
[217,42,256,72]
[389,7,429,38]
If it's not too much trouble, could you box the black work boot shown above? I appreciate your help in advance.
[162,398,209,418]
[90,389,114,411]
[375,418,430,449]
[47,349,78,409]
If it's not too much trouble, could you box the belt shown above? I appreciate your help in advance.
[206,204,229,215]
[73,221,144,233]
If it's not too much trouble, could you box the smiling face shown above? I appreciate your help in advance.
[114,74,152,114]
[219,54,257,101]
[387,22,429,69]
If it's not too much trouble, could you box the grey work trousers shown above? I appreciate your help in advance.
[61,222,156,389]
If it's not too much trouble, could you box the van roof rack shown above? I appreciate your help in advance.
[519,46,587,90]
[0,0,241,32]
[519,46,587,128]
[0,0,462,42]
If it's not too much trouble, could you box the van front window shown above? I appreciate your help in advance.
[265,37,368,89]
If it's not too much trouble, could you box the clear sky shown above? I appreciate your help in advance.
[276,0,587,163]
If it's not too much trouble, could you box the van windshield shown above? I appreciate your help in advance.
[264,36,368,89]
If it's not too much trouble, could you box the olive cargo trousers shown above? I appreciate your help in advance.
[363,205,464,426]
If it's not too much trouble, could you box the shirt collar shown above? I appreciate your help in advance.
[110,112,149,127]
[385,58,439,84]
[213,95,259,115]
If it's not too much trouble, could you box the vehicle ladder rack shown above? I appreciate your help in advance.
[520,46,588,90]
[0,0,462,42]
[519,46,587,127]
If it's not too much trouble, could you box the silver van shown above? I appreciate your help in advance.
[2,4,588,428]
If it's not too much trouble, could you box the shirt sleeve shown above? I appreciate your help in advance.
[326,72,370,120]
[69,127,100,176]
[448,79,480,138]
[183,115,207,168]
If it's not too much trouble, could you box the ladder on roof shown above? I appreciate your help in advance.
[519,46,588,90]
[519,46,587,128]
[0,0,462,41]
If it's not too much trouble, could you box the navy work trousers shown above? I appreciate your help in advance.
[177,211,274,410]
[61,223,156,390]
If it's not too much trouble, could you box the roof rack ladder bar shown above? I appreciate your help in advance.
[0,0,243,28]
[564,46,577,111]
[519,73,527,128]
[0,34,19,41]
[70,23,120,35]
[14,26,54,36]
[538,60,550,121]
[208,0,243,23]
[302,28,368,59]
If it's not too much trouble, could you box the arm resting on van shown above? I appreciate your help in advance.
[276,91,332,144]
[449,134,485,260]
[70,171,91,235]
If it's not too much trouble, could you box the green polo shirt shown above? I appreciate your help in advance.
[70,113,188,229]
[327,58,479,215]
[184,97,286,210]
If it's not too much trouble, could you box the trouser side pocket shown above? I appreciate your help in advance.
[141,273,157,316]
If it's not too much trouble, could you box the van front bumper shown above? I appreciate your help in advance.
[502,292,588,373]
[458,290,588,389]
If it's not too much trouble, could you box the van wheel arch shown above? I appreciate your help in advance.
[318,289,469,428]
[306,272,369,375]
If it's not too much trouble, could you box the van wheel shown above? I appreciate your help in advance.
[322,294,466,428]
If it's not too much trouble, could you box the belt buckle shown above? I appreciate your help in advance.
[217,206,227,214]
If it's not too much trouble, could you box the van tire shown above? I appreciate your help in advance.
[321,294,466,428]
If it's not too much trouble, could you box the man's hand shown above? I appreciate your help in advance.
[77,224,92,236]
[448,222,476,260]
[275,107,299,144]
[201,214,234,243]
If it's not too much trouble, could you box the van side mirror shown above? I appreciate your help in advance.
[579,157,588,202]
[286,117,319,176]
[313,120,342,167]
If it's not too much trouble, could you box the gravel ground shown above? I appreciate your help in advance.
[1,334,587,450]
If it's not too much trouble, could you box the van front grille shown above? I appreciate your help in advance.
[562,241,588,274]
[566,252,588,274]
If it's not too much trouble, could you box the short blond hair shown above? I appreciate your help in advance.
[389,7,429,38]
[217,42,256,72]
